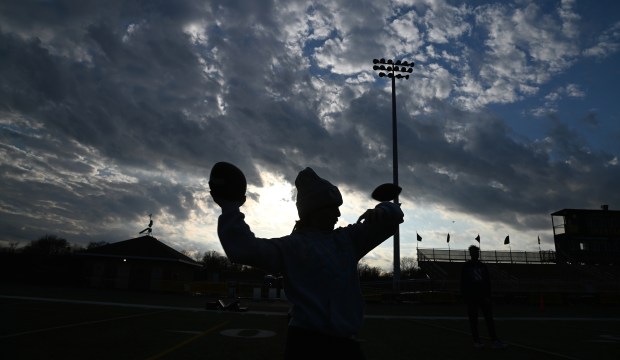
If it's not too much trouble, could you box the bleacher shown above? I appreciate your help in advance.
[416,248,620,304]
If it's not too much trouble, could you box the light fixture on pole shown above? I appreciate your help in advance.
[372,58,414,291]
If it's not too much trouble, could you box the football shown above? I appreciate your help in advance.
[371,183,402,202]
[209,162,247,201]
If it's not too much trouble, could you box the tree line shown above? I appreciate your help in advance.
[0,234,425,282]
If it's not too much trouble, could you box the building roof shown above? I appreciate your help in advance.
[79,235,201,267]
[551,208,620,216]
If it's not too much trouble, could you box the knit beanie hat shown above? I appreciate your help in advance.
[295,167,343,219]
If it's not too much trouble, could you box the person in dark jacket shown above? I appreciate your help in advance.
[460,245,506,348]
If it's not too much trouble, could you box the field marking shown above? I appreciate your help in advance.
[0,295,206,312]
[408,319,583,360]
[2,294,616,359]
[220,328,277,338]
[0,295,288,316]
[3,294,618,322]
[0,310,167,339]
[366,314,620,321]
[146,321,230,360]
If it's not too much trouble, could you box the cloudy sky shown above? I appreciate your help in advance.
[1,0,619,270]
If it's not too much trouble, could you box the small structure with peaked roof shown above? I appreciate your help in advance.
[78,235,201,292]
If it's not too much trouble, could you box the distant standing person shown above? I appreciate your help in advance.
[210,164,404,359]
[460,245,506,349]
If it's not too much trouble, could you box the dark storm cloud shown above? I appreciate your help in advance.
[0,0,313,245]
[390,104,620,232]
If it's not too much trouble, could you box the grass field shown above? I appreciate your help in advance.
[1,285,619,360]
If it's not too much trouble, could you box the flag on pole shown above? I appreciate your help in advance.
[504,235,510,245]
[417,233,422,241]
[447,233,450,243]
[475,234,480,243]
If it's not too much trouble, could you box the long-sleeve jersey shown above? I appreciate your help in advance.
[217,202,402,338]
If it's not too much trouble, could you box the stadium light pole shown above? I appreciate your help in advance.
[372,58,414,291]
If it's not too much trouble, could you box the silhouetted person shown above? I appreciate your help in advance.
[212,167,404,359]
[460,245,506,349]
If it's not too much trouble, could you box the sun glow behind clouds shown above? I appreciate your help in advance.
[244,169,298,238]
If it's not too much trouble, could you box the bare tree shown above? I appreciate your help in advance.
[201,250,242,272]
[22,234,71,256]
[401,256,422,279]
[358,261,383,281]
[0,241,20,253]
[87,241,109,250]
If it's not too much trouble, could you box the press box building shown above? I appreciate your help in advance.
[551,205,620,266]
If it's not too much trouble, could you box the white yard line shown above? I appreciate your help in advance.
[0,294,286,315]
[0,294,205,311]
[0,308,167,339]
[2,294,619,321]
[366,314,620,321]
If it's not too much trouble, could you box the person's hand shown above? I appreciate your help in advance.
[211,191,246,210]
[357,202,403,224]
[356,209,371,224]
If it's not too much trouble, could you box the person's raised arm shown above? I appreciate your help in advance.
[354,201,404,257]
[213,196,282,272]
